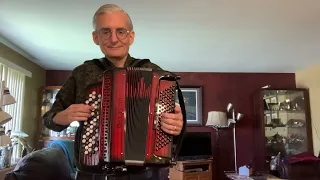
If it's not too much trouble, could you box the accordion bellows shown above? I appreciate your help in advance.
[77,67,180,172]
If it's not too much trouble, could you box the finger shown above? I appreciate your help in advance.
[161,125,179,136]
[160,120,182,134]
[72,112,91,118]
[162,113,176,120]
[72,116,89,121]
[174,105,181,113]
[71,104,93,109]
[161,117,183,128]
[71,104,94,112]
[160,121,176,131]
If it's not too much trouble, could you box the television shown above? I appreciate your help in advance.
[176,132,213,161]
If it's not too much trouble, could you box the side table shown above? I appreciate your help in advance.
[225,172,283,180]
[225,172,253,180]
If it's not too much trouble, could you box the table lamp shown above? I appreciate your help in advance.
[206,111,228,179]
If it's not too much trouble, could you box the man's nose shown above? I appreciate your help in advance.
[110,31,118,43]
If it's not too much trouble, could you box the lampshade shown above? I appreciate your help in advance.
[0,108,12,126]
[2,87,16,106]
[206,111,228,128]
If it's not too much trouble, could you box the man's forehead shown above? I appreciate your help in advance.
[96,12,130,29]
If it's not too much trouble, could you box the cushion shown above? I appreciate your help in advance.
[12,148,73,180]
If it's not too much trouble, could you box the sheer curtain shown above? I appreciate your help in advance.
[0,63,26,163]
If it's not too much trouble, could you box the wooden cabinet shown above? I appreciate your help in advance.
[253,88,313,171]
[169,159,213,180]
[36,86,76,149]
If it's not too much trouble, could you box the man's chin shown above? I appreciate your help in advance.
[104,53,124,59]
[102,49,122,58]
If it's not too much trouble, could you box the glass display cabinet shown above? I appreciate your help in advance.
[37,86,77,149]
[253,88,313,171]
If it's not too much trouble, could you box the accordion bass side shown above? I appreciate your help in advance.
[78,67,181,171]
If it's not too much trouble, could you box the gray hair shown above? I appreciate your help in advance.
[92,4,133,30]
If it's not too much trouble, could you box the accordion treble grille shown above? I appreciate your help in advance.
[155,84,176,151]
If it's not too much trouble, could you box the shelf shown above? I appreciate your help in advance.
[263,89,302,99]
[40,136,75,141]
[265,125,286,128]
[264,110,305,113]
[265,126,304,129]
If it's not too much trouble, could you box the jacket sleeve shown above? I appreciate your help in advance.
[42,72,77,132]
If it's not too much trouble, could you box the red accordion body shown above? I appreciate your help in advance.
[79,67,178,169]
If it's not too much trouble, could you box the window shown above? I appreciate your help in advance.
[0,63,25,132]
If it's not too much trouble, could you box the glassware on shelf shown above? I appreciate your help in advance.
[39,87,60,138]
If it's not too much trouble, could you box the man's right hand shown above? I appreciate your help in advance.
[53,104,94,126]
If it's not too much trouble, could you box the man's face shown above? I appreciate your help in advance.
[92,12,134,59]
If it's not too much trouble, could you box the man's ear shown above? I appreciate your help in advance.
[129,31,135,45]
[92,31,99,45]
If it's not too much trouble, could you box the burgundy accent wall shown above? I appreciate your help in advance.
[46,70,72,86]
[46,70,296,179]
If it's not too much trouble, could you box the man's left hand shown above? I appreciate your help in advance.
[160,104,183,136]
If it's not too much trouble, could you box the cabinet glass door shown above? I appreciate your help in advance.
[263,89,308,157]
[40,88,60,137]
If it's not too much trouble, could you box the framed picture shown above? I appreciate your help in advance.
[176,86,203,126]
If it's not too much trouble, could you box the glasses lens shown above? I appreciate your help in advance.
[98,28,129,40]
[116,29,128,40]
[99,29,111,39]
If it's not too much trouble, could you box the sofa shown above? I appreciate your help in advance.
[4,140,75,180]
[4,147,74,180]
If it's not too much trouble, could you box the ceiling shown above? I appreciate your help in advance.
[0,0,320,72]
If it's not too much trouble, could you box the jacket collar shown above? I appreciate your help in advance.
[102,54,133,68]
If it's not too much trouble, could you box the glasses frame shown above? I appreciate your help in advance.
[97,28,130,40]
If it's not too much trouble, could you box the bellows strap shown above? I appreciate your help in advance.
[173,81,187,160]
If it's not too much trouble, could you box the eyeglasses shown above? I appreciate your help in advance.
[97,28,130,40]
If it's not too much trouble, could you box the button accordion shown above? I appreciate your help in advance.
[76,67,186,173]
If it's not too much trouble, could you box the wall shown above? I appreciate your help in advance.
[46,70,295,178]
[295,65,320,156]
[0,42,46,148]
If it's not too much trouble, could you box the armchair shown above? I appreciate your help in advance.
[278,152,320,180]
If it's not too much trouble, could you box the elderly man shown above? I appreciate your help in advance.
[42,4,186,180]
